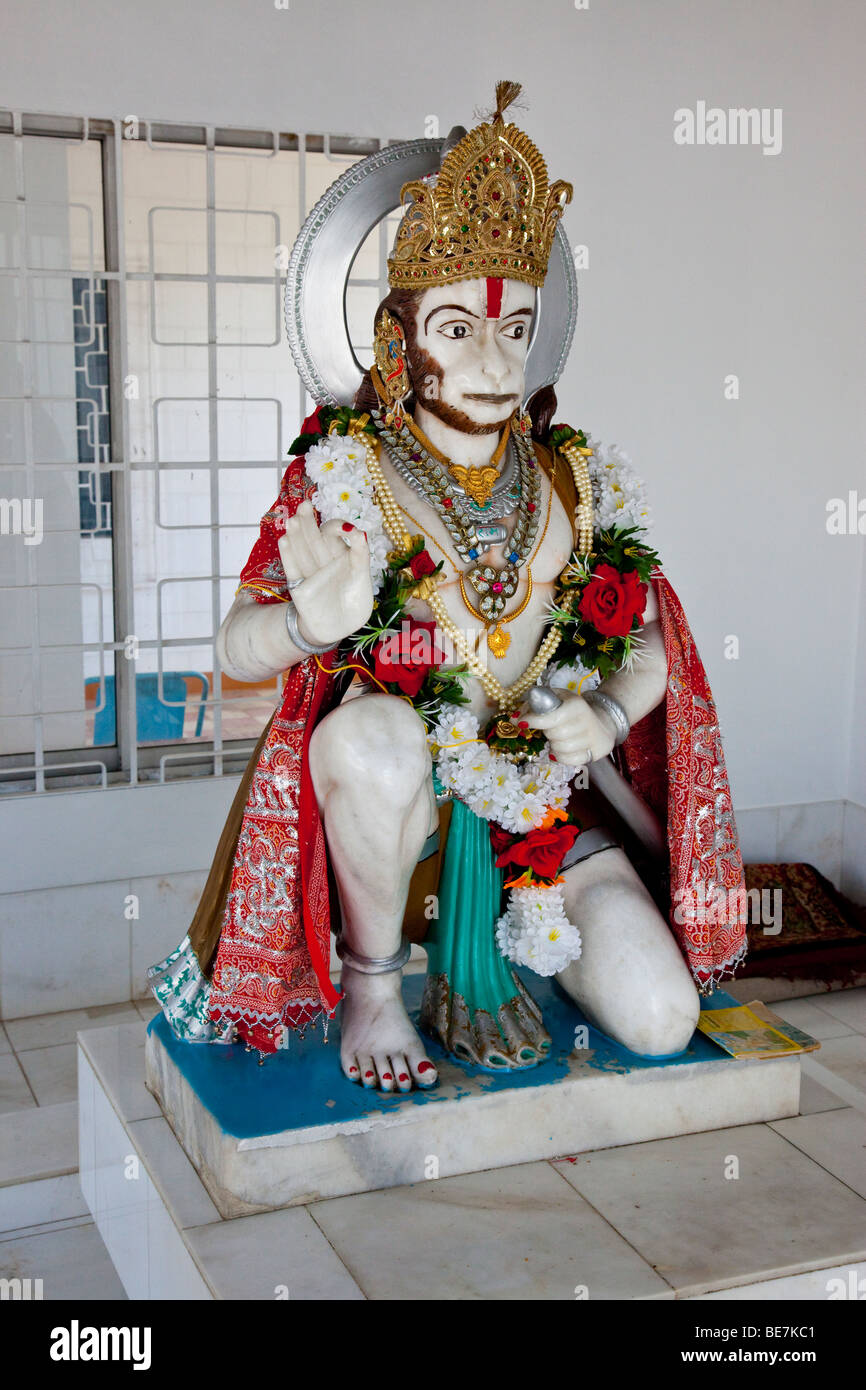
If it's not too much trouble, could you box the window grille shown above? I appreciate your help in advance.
[0,113,397,793]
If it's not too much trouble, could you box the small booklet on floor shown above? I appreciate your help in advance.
[697,1000,821,1060]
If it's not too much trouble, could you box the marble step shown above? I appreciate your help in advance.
[137,973,802,1217]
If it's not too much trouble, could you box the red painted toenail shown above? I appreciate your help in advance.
[418,1061,434,1073]
[399,1073,409,1082]
[364,1070,374,1078]
[382,1072,393,1081]
[349,1066,358,1074]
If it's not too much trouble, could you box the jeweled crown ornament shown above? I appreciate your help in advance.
[388,80,573,290]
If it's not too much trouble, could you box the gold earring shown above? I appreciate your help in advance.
[373,310,411,430]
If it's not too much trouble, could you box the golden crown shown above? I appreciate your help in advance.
[388,82,572,292]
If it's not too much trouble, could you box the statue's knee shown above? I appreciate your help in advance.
[611,937,700,1057]
[310,694,430,801]
[570,877,700,1057]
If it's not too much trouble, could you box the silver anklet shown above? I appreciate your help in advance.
[285,601,332,655]
[336,937,411,975]
[584,689,631,745]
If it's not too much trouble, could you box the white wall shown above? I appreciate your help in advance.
[3,0,863,808]
[1,0,864,1014]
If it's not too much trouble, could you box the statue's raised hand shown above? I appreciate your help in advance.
[278,500,374,648]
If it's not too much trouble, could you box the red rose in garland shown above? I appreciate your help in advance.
[372,619,444,697]
[408,549,437,580]
[494,822,580,881]
[489,825,516,858]
[578,563,647,638]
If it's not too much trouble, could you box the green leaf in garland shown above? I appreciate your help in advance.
[287,430,322,456]
[321,405,378,438]
[289,406,378,455]
[549,423,589,451]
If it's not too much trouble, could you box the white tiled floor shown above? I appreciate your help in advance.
[553,1124,866,1297]
[1,988,865,1300]
[17,1043,78,1106]
[310,1161,670,1300]
[0,1052,36,1114]
[0,1000,160,1298]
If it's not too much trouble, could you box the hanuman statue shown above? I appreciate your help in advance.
[150,82,747,1093]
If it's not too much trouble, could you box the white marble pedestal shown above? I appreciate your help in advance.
[144,1035,801,1220]
[82,975,804,1252]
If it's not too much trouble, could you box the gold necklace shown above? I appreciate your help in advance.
[396,459,555,658]
[346,420,593,711]
[459,571,533,658]
[405,414,510,508]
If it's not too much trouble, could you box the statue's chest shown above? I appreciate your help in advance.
[378,460,574,587]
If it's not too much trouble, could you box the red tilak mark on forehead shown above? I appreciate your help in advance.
[486,276,503,319]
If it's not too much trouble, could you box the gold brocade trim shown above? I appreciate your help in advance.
[237,581,290,602]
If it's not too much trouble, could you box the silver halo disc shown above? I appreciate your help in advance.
[285,137,578,409]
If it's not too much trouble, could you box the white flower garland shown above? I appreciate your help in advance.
[301,427,652,981]
[495,884,582,978]
[429,705,575,834]
[429,704,583,975]
[546,657,600,697]
[303,434,391,591]
[585,437,652,533]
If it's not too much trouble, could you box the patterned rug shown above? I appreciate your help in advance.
[737,863,866,986]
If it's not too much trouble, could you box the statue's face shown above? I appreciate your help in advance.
[406,277,535,435]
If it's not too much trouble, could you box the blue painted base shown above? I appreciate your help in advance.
[148,971,743,1142]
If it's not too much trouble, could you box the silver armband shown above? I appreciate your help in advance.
[285,601,332,655]
[583,689,631,746]
[335,937,411,975]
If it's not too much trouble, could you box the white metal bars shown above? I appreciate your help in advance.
[0,113,388,794]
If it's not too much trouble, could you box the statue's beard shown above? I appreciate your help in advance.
[407,346,515,437]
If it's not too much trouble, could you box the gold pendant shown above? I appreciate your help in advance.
[449,463,500,508]
[487,622,510,658]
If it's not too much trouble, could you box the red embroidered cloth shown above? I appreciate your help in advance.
[208,415,746,1050]
[621,572,747,987]
[207,418,341,1050]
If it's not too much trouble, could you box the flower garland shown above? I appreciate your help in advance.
[289,409,658,980]
[428,704,584,975]
[302,429,391,591]
[546,426,659,681]
[428,704,574,834]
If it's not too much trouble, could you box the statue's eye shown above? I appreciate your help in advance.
[438,321,472,339]
[501,321,527,340]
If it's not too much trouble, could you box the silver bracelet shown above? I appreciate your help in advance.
[584,689,631,746]
[336,937,411,975]
[285,601,332,655]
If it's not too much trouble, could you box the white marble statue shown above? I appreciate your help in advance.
[216,273,700,1091]
[149,81,746,1094]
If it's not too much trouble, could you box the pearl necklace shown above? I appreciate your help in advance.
[350,421,595,712]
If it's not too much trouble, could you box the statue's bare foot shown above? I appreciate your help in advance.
[339,963,438,1093]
